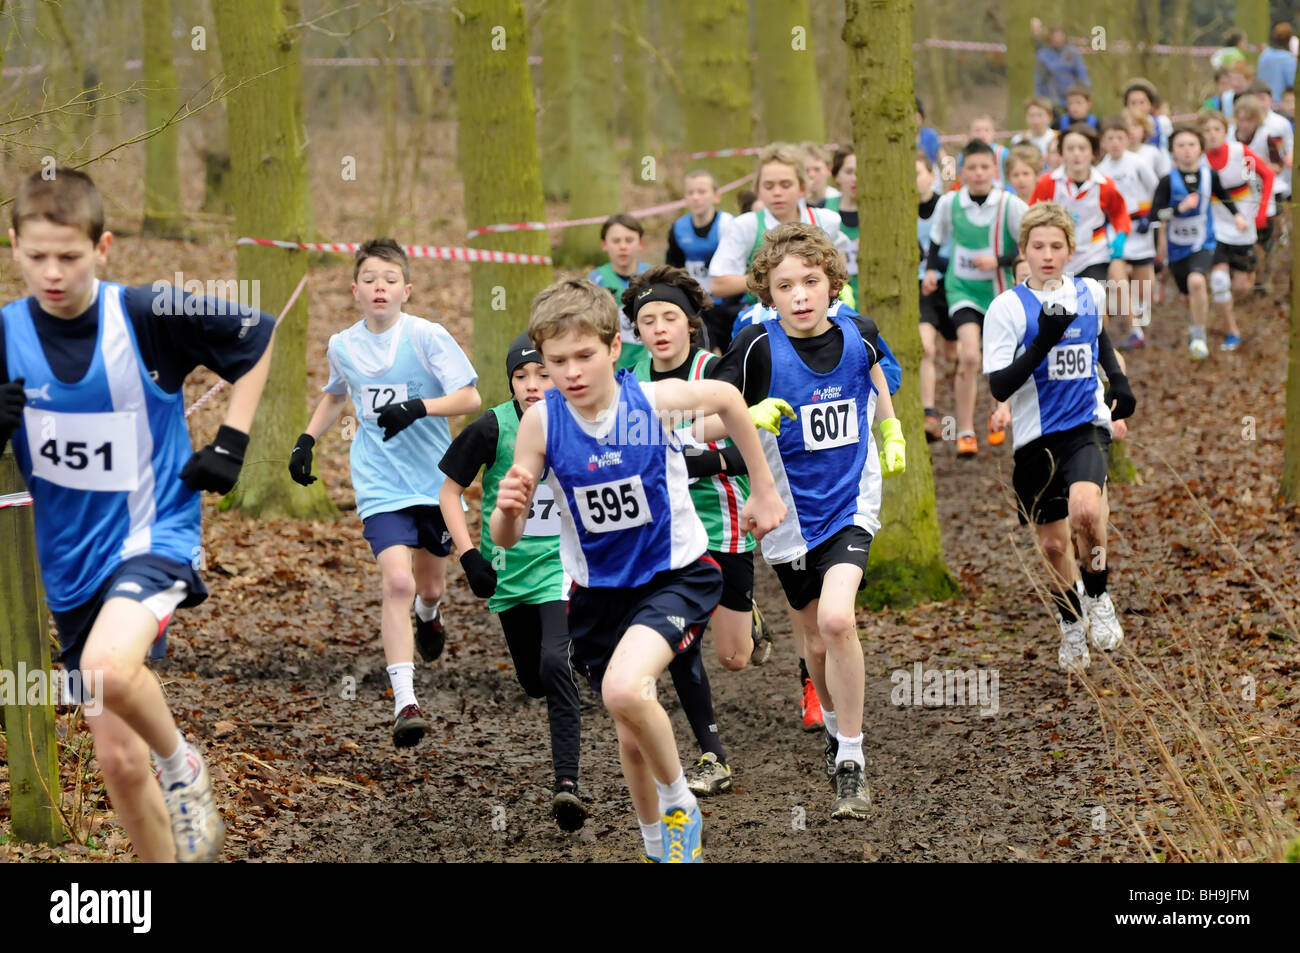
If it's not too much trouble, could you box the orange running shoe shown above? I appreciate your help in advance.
[924,411,942,443]
[801,677,824,732]
[987,412,1006,446]
[956,433,979,457]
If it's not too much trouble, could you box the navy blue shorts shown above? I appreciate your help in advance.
[51,555,207,698]
[772,525,872,611]
[361,505,453,558]
[567,555,723,691]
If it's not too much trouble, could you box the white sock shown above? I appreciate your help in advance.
[836,732,865,769]
[639,819,663,860]
[414,596,439,622]
[1190,325,1207,342]
[822,709,838,738]
[155,730,196,788]
[387,662,417,716]
[654,771,696,815]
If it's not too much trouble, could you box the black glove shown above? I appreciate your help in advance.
[0,377,26,431]
[1105,372,1136,421]
[1032,303,1076,353]
[377,398,427,441]
[288,433,317,486]
[180,425,248,494]
[1134,215,1151,235]
[460,548,498,599]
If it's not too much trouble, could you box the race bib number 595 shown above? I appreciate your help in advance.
[24,407,139,492]
[575,475,651,534]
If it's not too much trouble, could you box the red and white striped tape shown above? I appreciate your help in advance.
[913,37,1219,56]
[236,236,552,265]
[0,491,32,510]
[935,111,1198,144]
[467,172,755,238]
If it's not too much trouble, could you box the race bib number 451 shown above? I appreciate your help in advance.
[800,398,859,452]
[574,475,651,534]
[24,407,139,492]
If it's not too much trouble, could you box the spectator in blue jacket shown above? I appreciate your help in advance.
[1031,19,1090,111]
[1257,23,1298,104]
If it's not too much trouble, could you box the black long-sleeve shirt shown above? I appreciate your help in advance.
[1152,166,1239,219]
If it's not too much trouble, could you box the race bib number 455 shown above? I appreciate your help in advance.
[574,475,651,534]
[24,407,139,492]
[800,398,859,452]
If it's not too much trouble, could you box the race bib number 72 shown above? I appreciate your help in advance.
[360,383,409,419]
[574,475,651,534]
[24,407,139,492]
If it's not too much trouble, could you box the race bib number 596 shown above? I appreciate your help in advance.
[24,407,139,492]
[1047,343,1092,380]
[575,475,651,534]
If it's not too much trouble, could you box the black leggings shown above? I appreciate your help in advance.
[668,647,727,766]
[498,601,581,783]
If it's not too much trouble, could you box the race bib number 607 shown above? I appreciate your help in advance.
[800,398,859,452]
[575,475,651,534]
[24,407,139,492]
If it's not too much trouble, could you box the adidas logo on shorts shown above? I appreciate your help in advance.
[676,623,700,653]
[115,581,144,595]
[667,615,685,632]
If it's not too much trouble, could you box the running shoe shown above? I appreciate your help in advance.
[987,411,1006,446]
[1221,333,1242,352]
[750,604,774,666]
[801,677,824,732]
[1118,327,1146,350]
[163,748,226,863]
[823,730,839,785]
[1189,338,1209,361]
[661,804,703,863]
[956,433,978,458]
[393,703,429,748]
[829,762,871,820]
[552,779,587,832]
[415,606,446,661]
[686,753,733,796]
[924,410,942,443]
[1057,617,1091,672]
[1081,591,1124,651]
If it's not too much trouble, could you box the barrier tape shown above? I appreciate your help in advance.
[236,236,552,265]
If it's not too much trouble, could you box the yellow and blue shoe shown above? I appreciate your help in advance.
[642,854,661,863]
[661,804,703,863]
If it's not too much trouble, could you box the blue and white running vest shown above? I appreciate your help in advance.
[1166,159,1215,262]
[1011,277,1103,439]
[917,205,953,279]
[543,370,706,588]
[671,212,725,302]
[758,316,881,564]
[327,314,455,519]
[3,281,200,610]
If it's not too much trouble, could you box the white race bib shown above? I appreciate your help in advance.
[1168,215,1205,246]
[360,383,409,419]
[24,407,140,492]
[953,246,995,280]
[684,259,713,294]
[800,398,859,452]
[845,243,859,276]
[1047,343,1093,380]
[574,475,652,534]
[523,482,561,537]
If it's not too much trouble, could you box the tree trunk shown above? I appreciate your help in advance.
[1282,138,1300,499]
[1236,0,1269,63]
[454,0,555,411]
[753,0,825,145]
[214,0,336,519]
[620,0,652,168]
[811,0,848,144]
[142,0,184,237]
[1005,0,1036,124]
[538,0,571,201]
[680,0,752,213]
[555,0,620,266]
[845,0,959,608]
[98,1,130,147]
[1108,439,1136,484]
[650,0,685,154]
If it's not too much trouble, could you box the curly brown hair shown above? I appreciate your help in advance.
[621,265,709,345]
[746,222,848,306]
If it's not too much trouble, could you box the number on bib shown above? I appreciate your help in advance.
[1168,217,1205,246]
[24,407,139,492]
[845,244,859,276]
[1047,343,1093,380]
[361,383,409,419]
[575,475,652,534]
[523,483,561,537]
[953,246,994,280]
[799,398,859,452]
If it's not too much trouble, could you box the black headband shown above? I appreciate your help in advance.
[627,283,697,324]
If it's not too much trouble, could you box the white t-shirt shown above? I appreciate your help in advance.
[1011,129,1056,167]
[709,202,852,279]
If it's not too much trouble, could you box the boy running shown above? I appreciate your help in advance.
[588,214,651,369]
[289,239,481,747]
[666,171,740,352]
[709,222,906,819]
[983,202,1136,672]
[1097,116,1160,347]
[490,278,786,862]
[1,167,275,862]
[436,333,585,830]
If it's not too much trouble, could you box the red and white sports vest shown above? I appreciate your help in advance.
[1209,141,1257,246]
[1045,168,1114,273]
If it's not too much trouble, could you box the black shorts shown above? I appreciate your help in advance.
[1213,242,1257,273]
[1123,256,1155,268]
[1012,422,1111,526]
[1169,249,1214,295]
[918,280,957,342]
[703,297,744,353]
[567,555,723,691]
[1257,218,1276,252]
[361,504,453,558]
[51,554,207,698]
[950,306,984,331]
[710,549,755,612]
[772,525,872,611]
[1076,262,1111,282]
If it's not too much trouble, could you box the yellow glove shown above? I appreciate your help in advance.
[838,282,856,310]
[749,397,796,435]
[879,417,906,478]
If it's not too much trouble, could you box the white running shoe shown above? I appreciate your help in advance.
[1082,591,1124,650]
[1189,338,1209,361]
[163,747,226,863]
[1058,617,1091,672]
